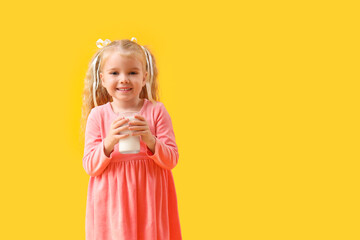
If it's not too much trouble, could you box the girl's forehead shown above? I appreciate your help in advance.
[102,51,144,69]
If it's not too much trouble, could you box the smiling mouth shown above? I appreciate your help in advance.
[116,88,132,92]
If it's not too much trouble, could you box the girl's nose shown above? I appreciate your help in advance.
[119,75,130,83]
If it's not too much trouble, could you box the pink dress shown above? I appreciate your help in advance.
[83,99,182,240]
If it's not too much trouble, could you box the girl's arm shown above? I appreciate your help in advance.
[82,108,113,177]
[145,102,179,170]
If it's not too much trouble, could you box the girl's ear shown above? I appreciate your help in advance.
[100,72,104,86]
[142,72,148,87]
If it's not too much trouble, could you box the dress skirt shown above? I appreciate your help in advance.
[85,158,182,240]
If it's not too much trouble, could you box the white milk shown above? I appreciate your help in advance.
[119,116,140,154]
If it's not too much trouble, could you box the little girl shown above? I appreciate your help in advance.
[81,37,182,240]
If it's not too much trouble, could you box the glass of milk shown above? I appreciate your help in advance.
[118,111,140,154]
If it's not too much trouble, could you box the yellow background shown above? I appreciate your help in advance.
[0,0,359,239]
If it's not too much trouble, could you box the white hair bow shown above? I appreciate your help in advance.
[96,39,111,48]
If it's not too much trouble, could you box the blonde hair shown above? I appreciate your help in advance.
[80,39,159,139]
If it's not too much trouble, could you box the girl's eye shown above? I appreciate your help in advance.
[110,72,137,75]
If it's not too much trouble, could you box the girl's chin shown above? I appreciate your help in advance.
[112,95,137,100]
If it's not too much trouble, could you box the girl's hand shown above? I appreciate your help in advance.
[128,114,155,145]
[104,116,131,153]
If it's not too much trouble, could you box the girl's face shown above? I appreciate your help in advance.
[100,52,147,104]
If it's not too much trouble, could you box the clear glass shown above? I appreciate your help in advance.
[117,111,140,154]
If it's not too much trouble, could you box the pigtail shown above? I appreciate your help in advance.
[80,50,112,140]
[138,45,159,105]
[92,54,100,107]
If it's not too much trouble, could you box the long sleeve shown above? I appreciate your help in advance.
[82,108,113,177]
[145,102,179,170]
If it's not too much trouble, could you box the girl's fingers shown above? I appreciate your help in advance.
[134,115,144,120]
[113,118,129,128]
[128,120,146,126]
[113,116,125,123]
[113,116,129,122]
[128,126,146,131]
[131,130,147,136]
[115,133,130,140]
[115,125,130,134]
